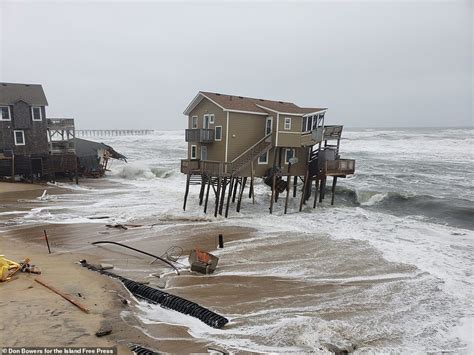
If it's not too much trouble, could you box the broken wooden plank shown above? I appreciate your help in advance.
[34,278,90,314]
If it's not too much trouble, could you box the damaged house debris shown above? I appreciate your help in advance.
[73,138,126,177]
[181,91,355,217]
[0,82,125,181]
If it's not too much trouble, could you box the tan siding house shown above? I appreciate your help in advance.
[181,91,355,217]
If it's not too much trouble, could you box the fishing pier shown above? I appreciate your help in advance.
[75,129,154,137]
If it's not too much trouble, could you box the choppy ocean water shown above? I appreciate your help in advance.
[1,127,473,352]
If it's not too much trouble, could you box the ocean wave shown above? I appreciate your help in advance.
[113,163,175,180]
[334,188,474,229]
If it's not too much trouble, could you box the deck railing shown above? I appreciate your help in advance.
[47,118,75,130]
[326,159,355,176]
[323,125,343,140]
[49,141,76,155]
[185,129,215,143]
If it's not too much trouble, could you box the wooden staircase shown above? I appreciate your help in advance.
[230,133,272,175]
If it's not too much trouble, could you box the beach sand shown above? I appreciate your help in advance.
[0,204,254,353]
[0,184,424,353]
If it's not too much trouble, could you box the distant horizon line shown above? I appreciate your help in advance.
[74,125,474,130]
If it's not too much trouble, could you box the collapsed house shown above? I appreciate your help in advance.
[73,138,126,177]
[0,82,125,181]
[0,83,77,181]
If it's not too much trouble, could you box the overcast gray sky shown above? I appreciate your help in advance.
[0,0,472,129]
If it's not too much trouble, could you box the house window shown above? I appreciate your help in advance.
[191,116,198,129]
[0,106,11,120]
[191,145,197,159]
[265,117,273,135]
[209,114,215,124]
[258,151,268,164]
[284,117,291,130]
[31,106,43,121]
[302,117,307,132]
[306,116,312,132]
[14,130,25,145]
[285,148,295,164]
[215,126,222,141]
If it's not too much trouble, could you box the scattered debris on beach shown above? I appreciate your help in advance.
[91,241,180,275]
[189,248,219,275]
[0,256,41,282]
[95,321,113,337]
[34,277,90,313]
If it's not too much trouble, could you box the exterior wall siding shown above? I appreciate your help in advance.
[0,102,48,156]
[276,114,302,147]
[187,98,227,161]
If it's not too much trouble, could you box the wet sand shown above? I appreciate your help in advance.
[0,217,255,353]
[2,185,445,353]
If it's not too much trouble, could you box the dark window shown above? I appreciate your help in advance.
[285,149,295,164]
[215,126,222,141]
[0,106,10,120]
[32,107,42,121]
[14,130,25,145]
[258,151,268,164]
[302,117,307,132]
[306,116,312,131]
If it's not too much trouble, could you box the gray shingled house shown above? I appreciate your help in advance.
[0,82,76,180]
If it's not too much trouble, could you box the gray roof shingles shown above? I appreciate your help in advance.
[200,91,325,115]
[0,82,48,106]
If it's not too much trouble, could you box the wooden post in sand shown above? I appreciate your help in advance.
[43,230,51,254]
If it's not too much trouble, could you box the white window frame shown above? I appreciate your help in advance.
[284,117,291,130]
[190,145,197,159]
[215,126,222,141]
[191,116,198,129]
[14,130,25,146]
[209,114,215,124]
[31,106,43,121]
[284,148,296,165]
[0,105,11,121]
[265,116,273,135]
[258,151,268,165]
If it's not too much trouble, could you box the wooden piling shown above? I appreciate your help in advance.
[236,177,247,212]
[299,170,309,211]
[225,177,235,218]
[319,177,326,203]
[183,174,190,211]
[270,174,276,214]
[293,176,297,197]
[313,178,319,208]
[218,177,227,215]
[214,176,221,217]
[199,176,206,205]
[231,177,239,203]
[284,175,291,214]
[331,176,338,205]
[203,176,211,214]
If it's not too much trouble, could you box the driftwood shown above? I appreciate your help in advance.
[34,278,89,313]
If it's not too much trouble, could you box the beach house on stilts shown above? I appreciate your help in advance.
[181,91,355,217]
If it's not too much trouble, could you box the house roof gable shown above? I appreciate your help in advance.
[0,82,48,106]
[184,91,326,116]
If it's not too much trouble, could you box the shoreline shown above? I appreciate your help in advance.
[1,178,472,353]
[1,220,256,353]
